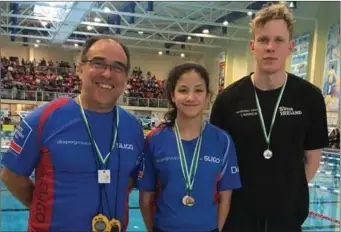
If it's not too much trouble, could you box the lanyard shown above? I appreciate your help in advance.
[252,74,287,149]
[78,96,119,167]
[173,121,204,194]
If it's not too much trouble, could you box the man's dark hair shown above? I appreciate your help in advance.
[80,35,131,71]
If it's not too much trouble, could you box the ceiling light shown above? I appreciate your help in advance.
[180,53,185,58]
[36,40,40,43]
[288,1,297,8]
[138,31,143,35]
[74,43,79,47]
[34,44,39,48]
[223,21,228,26]
[103,7,110,12]
[87,25,93,30]
[247,11,253,16]
[187,36,192,40]
[41,21,48,27]
[33,2,73,19]
[202,29,209,34]
[158,51,163,55]
[94,17,101,23]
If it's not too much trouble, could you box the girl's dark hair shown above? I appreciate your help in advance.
[163,63,211,127]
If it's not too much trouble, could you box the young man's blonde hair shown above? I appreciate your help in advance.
[250,3,295,40]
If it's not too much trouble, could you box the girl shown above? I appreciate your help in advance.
[137,63,241,232]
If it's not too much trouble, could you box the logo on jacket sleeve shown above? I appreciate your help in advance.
[135,155,145,179]
[230,166,239,174]
[10,120,32,154]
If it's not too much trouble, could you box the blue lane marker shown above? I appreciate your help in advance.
[302,224,340,230]
[309,183,340,194]
[322,155,340,161]
[323,151,340,156]
[310,200,340,204]
[317,170,340,178]
[320,161,339,167]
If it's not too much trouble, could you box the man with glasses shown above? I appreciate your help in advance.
[1,36,145,232]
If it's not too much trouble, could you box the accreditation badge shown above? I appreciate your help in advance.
[98,170,111,184]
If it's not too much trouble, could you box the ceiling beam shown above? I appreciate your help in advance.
[80,21,249,42]
[90,8,249,30]
[1,13,62,22]
[128,46,204,55]
[0,24,56,32]
[71,31,225,49]
[14,2,90,10]
[0,32,52,40]
[66,38,205,55]
[10,41,49,47]
[162,2,258,14]
[161,2,315,21]
[51,2,94,44]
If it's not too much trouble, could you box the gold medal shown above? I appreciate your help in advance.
[182,195,195,207]
[92,214,110,232]
[174,121,204,209]
[92,214,121,232]
[109,218,121,232]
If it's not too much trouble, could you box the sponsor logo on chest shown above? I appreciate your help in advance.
[236,106,303,118]
[279,107,302,116]
[56,140,134,150]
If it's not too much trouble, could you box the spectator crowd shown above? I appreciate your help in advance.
[126,67,166,99]
[1,57,79,95]
[0,56,167,101]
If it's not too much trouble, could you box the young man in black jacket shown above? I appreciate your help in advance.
[210,3,329,232]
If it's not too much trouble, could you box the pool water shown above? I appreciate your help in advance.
[1,151,339,232]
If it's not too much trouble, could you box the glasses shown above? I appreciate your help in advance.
[83,59,128,74]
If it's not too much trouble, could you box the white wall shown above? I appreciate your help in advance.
[0,37,79,64]
[0,37,205,80]
[129,52,204,80]
[0,37,30,60]
[202,50,221,98]
[31,47,79,64]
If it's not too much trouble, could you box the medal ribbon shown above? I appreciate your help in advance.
[174,121,204,194]
[78,95,119,167]
[252,74,287,149]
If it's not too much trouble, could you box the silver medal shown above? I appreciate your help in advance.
[263,149,273,159]
[252,74,287,162]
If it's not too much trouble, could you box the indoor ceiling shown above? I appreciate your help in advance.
[0,1,320,56]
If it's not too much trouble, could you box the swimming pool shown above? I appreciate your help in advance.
[1,151,339,232]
